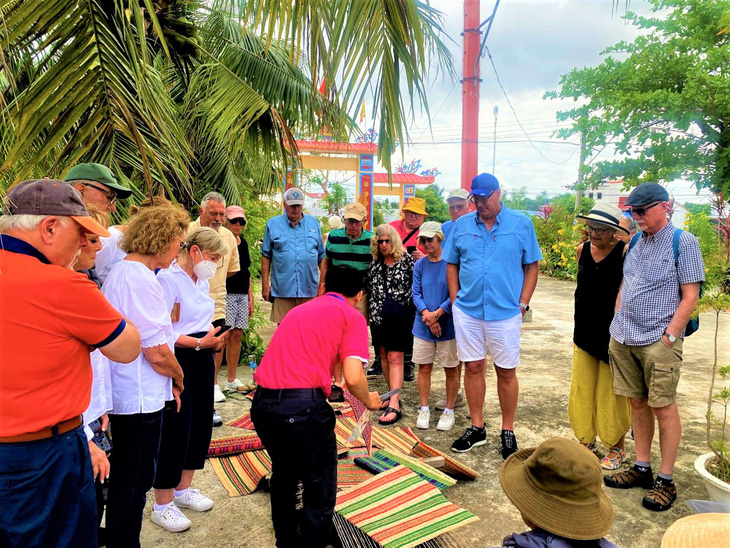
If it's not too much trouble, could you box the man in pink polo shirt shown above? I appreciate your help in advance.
[251,265,380,548]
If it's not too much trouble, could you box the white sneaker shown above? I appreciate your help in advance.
[435,392,466,410]
[225,378,245,392]
[212,410,223,427]
[213,384,226,403]
[437,412,455,432]
[416,409,430,430]
[174,488,214,512]
[151,503,192,532]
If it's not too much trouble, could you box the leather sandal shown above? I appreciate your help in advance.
[378,407,402,426]
[379,399,391,411]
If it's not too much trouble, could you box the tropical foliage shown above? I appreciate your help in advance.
[0,0,452,209]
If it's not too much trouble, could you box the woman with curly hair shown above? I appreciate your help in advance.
[101,204,190,548]
[366,224,415,425]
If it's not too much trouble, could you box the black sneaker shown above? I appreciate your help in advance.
[604,465,654,489]
[366,359,382,377]
[642,478,677,511]
[403,362,415,382]
[500,430,518,460]
[451,426,487,453]
[212,409,223,427]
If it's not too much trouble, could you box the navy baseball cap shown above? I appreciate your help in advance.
[471,173,500,197]
[624,183,669,207]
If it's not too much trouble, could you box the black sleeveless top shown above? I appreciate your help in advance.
[573,240,626,364]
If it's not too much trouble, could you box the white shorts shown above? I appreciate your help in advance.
[412,337,459,368]
[453,304,521,369]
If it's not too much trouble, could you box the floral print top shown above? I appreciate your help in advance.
[366,254,414,326]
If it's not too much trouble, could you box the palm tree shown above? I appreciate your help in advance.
[0,0,453,205]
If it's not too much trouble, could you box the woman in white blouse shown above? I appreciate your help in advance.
[151,227,228,532]
[101,204,191,548]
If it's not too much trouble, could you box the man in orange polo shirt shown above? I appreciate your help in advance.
[0,179,141,548]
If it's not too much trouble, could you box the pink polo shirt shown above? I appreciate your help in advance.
[254,293,369,395]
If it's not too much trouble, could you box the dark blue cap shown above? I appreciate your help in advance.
[624,183,669,207]
[471,173,500,197]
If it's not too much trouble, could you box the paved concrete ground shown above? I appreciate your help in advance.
[138,276,729,547]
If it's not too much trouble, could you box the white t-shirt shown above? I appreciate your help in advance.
[82,349,113,440]
[157,262,215,341]
[102,260,175,414]
[95,226,126,284]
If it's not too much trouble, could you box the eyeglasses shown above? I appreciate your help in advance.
[178,240,187,251]
[448,203,466,211]
[228,218,247,226]
[404,210,421,216]
[418,236,435,244]
[628,202,662,216]
[377,239,390,244]
[82,183,117,205]
[345,218,364,224]
[586,225,611,236]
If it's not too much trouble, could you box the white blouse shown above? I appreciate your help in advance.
[82,349,113,440]
[95,226,126,284]
[102,260,175,415]
[157,262,215,340]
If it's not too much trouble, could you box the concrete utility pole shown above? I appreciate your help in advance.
[575,130,587,211]
[461,0,481,191]
[492,105,499,174]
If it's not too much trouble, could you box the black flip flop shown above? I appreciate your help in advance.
[378,407,402,426]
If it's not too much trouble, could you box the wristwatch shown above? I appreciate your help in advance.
[519,302,530,312]
[195,338,201,351]
[663,332,677,343]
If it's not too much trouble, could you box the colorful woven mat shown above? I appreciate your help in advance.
[338,447,375,490]
[333,513,471,548]
[335,466,478,548]
[336,417,419,455]
[354,449,456,490]
[209,449,272,496]
[207,433,264,457]
[227,412,255,430]
[408,441,478,480]
[331,401,355,418]
[344,388,373,454]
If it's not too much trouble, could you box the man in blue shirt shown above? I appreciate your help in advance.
[261,187,325,324]
[443,173,542,459]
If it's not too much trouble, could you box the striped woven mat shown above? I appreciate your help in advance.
[354,449,456,490]
[336,417,419,455]
[333,513,471,548]
[335,466,478,548]
[207,433,264,457]
[227,412,255,430]
[209,449,272,496]
[338,447,375,490]
[408,441,478,480]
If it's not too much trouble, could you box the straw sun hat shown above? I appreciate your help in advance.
[499,437,613,541]
[576,201,629,234]
[661,513,730,548]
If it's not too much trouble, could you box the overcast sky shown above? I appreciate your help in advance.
[359,0,712,205]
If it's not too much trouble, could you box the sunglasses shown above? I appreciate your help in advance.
[228,217,247,226]
[418,236,435,244]
[628,202,662,216]
[82,182,117,205]
[586,225,611,236]
[377,239,390,244]
[470,191,496,204]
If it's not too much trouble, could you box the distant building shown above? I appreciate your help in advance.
[587,179,688,227]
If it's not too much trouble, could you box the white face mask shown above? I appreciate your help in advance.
[193,250,218,281]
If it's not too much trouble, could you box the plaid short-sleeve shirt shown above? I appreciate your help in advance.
[610,222,705,346]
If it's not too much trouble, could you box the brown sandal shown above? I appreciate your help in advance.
[378,407,402,426]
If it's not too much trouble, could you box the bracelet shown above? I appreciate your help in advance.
[195,338,201,351]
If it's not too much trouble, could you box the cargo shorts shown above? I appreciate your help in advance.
[608,336,683,408]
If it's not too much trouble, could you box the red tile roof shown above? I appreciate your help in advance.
[295,140,378,153]
[373,173,435,184]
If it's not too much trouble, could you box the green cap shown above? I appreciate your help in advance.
[64,163,133,199]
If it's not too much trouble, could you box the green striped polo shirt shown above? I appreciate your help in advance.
[325,228,373,271]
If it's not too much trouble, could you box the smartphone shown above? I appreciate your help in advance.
[406,246,416,254]
[214,324,231,337]
[88,418,112,452]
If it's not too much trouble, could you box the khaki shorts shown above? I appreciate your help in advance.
[412,336,459,368]
[271,297,314,324]
[608,337,683,408]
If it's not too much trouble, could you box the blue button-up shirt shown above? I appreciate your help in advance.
[442,206,542,321]
[262,213,324,298]
[610,222,705,346]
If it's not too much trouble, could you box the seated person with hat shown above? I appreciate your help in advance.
[498,437,618,547]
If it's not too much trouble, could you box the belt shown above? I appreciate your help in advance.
[255,387,325,401]
[0,416,83,444]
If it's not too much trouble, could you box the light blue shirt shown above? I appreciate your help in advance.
[262,213,325,298]
[441,220,454,241]
[442,206,542,321]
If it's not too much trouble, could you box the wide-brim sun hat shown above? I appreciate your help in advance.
[499,437,613,541]
[403,197,428,216]
[661,513,730,548]
[576,201,629,234]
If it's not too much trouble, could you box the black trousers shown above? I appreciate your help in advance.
[154,344,215,488]
[106,411,163,548]
[250,388,337,548]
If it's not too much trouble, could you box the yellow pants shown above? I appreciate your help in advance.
[568,345,631,448]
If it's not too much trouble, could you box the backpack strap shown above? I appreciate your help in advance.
[672,228,682,267]
[628,232,641,252]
